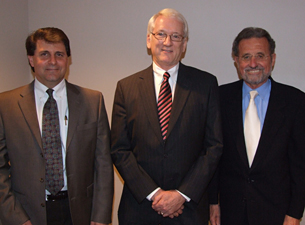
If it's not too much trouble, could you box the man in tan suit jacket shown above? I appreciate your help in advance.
[0,27,113,225]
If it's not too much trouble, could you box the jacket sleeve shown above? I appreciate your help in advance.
[286,92,305,219]
[110,81,159,203]
[0,108,30,224]
[91,93,114,224]
[178,76,223,203]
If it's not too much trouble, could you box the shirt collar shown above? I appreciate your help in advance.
[152,62,179,84]
[34,78,66,100]
[242,78,271,100]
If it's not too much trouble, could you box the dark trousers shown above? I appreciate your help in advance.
[46,198,73,225]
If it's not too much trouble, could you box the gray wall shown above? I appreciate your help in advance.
[0,0,30,92]
[1,1,305,224]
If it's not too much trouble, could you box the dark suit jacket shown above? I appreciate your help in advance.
[209,78,305,225]
[0,80,114,225]
[111,63,223,225]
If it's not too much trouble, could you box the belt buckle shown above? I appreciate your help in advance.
[47,191,68,201]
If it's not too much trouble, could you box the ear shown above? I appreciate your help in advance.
[182,39,188,53]
[146,33,151,49]
[233,56,239,66]
[271,53,276,68]
[28,55,34,67]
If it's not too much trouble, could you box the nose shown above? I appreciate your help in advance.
[163,34,172,45]
[249,56,258,67]
[49,55,57,65]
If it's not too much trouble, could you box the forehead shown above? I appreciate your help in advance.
[35,39,66,53]
[154,15,184,33]
[238,37,270,55]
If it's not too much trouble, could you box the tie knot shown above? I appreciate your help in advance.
[46,89,54,98]
[163,72,170,80]
[249,90,258,100]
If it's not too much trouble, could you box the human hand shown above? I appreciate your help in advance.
[167,204,184,218]
[209,204,221,225]
[151,189,185,217]
[22,221,33,225]
[283,215,300,225]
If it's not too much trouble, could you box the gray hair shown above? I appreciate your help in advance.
[147,8,189,40]
[232,27,276,57]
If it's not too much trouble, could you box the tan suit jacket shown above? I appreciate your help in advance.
[0,80,113,225]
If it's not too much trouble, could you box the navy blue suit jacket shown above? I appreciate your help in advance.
[209,78,305,225]
[111,63,223,225]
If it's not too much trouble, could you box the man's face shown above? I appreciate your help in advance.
[28,39,69,88]
[147,15,187,71]
[234,37,276,89]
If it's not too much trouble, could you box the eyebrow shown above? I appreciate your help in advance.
[242,51,266,56]
[155,29,181,34]
[38,50,65,54]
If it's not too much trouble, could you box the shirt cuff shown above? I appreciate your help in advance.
[146,187,161,201]
[176,190,191,202]
[146,188,191,202]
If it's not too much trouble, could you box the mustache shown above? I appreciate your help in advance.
[244,66,264,72]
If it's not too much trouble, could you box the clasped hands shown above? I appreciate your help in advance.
[151,189,185,218]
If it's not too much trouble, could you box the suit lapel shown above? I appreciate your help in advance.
[166,63,191,139]
[18,81,43,151]
[66,81,81,150]
[138,66,164,142]
[226,81,250,168]
[17,81,83,152]
[250,79,285,170]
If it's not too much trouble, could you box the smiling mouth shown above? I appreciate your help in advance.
[245,66,264,74]
[46,68,59,71]
[162,49,173,53]
[246,69,261,74]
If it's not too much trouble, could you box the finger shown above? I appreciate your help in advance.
[177,209,183,215]
[152,202,163,211]
[173,212,179,217]
[152,190,164,205]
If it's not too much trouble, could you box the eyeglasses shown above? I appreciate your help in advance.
[239,54,270,62]
[151,32,184,42]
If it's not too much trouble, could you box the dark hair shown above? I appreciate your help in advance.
[26,27,70,72]
[232,27,276,57]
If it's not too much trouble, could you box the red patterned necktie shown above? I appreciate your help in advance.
[158,72,172,140]
[42,88,64,195]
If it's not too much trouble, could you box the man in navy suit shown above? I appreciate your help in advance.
[111,8,223,225]
[209,27,305,225]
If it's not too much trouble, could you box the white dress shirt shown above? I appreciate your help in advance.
[153,62,178,102]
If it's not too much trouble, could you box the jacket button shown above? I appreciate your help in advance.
[40,178,44,183]
[41,203,45,207]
